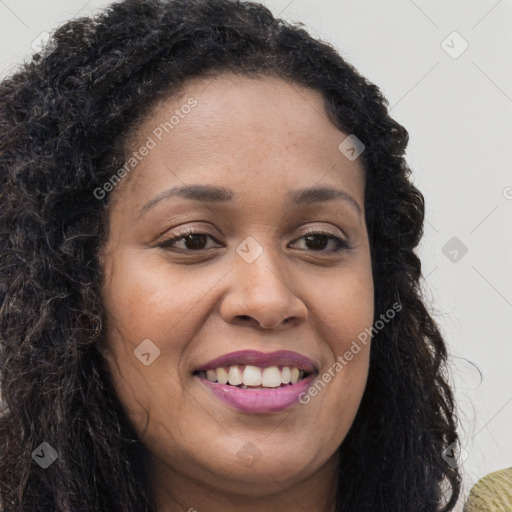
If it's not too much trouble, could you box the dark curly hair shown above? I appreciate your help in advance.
[0,0,462,510]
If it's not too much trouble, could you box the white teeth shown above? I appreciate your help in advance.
[217,367,229,385]
[261,366,282,387]
[203,364,309,387]
[228,366,243,386]
[243,365,262,386]
[281,366,291,384]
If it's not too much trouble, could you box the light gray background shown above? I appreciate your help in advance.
[1,0,511,508]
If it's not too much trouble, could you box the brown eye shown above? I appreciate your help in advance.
[291,231,351,253]
[304,234,330,251]
[179,233,209,251]
[158,229,220,252]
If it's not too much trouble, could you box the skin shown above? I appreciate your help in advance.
[99,73,374,512]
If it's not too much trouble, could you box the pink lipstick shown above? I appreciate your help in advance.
[197,372,317,413]
[194,350,319,413]
[195,349,318,373]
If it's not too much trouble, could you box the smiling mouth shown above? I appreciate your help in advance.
[193,364,314,389]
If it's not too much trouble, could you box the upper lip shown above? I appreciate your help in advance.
[195,350,318,373]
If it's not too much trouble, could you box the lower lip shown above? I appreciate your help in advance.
[196,373,317,413]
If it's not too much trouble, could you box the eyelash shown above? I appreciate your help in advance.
[157,227,351,254]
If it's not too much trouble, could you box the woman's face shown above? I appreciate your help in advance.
[99,74,374,503]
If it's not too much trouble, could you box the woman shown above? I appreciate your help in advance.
[0,0,462,510]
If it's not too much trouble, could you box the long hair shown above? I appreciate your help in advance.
[0,0,461,510]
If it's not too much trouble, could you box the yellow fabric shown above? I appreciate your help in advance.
[464,467,512,511]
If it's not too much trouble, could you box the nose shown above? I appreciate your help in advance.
[219,244,308,330]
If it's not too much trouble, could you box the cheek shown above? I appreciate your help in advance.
[101,252,177,335]
[303,262,373,425]
[310,262,374,352]
[101,249,222,342]
[99,253,179,428]
[99,250,228,431]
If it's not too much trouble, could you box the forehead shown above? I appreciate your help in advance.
[114,73,365,206]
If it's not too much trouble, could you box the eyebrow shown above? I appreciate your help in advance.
[136,184,362,220]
